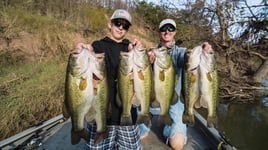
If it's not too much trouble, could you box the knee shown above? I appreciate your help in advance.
[169,133,185,150]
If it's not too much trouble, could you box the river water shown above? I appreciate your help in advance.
[197,77,268,150]
[214,78,268,150]
[216,98,268,150]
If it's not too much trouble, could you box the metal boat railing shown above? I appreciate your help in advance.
[193,110,237,150]
[0,114,65,149]
[0,110,237,150]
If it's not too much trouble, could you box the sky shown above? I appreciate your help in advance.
[142,0,266,38]
[145,0,263,7]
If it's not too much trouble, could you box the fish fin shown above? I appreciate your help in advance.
[120,116,133,126]
[115,83,122,107]
[171,92,178,105]
[182,111,195,126]
[85,108,96,123]
[158,114,172,126]
[200,100,208,108]
[71,128,89,145]
[62,103,70,119]
[150,83,156,102]
[136,114,151,127]
[131,94,140,106]
[94,130,109,144]
[194,99,201,108]
[207,115,218,128]
[159,70,165,81]
[138,70,144,80]
[150,100,160,108]
[130,72,134,80]
[93,79,98,95]
[180,92,185,104]
[79,78,87,91]
[206,72,212,82]
[115,92,122,107]
[194,95,203,108]
[190,73,196,83]
[94,87,98,95]
[199,95,208,108]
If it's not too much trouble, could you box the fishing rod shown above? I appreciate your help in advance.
[0,114,66,149]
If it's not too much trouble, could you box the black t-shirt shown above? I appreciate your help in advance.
[92,36,130,80]
[92,36,137,125]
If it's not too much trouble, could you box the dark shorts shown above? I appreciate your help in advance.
[84,123,142,150]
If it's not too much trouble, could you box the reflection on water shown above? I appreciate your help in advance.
[262,97,268,110]
[216,98,268,150]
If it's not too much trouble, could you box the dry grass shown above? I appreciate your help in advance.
[0,59,66,140]
[0,6,157,141]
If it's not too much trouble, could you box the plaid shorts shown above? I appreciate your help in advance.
[84,123,142,150]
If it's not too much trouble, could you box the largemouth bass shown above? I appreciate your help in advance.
[153,47,177,126]
[118,51,135,125]
[197,47,218,127]
[89,52,109,144]
[133,48,153,127]
[62,47,95,145]
[182,46,218,128]
[182,46,200,127]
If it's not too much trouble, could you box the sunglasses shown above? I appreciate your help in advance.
[159,26,176,32]
[112,19,130,30]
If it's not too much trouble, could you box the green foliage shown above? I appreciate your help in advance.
[0,7,65,34]
[136,1,169,30]
[134,1,171,43]
[78,6,108,36]
[89,8,107,32]
[21,13,58,32]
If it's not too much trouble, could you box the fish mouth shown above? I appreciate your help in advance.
[72,51,80,54]
[70,53,79,58]
[70,48,84,55]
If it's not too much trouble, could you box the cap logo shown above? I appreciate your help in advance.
[118,10,129,18]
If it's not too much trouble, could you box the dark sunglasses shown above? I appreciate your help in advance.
[159,26,176,32]
[112,19,130,30]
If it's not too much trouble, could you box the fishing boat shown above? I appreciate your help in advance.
[0,110,236,150]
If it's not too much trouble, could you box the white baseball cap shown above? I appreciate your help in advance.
[159,19,176,29]
[110,9,132,25]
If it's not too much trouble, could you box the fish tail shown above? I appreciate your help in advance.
[94,130,109,144]
[71,128,89,145]
[151,100,160,108]
[194,99,201,108]
[120,116,133,126]
[207,115,218,128]
[62,104,70,119]
[136,114,151,127]
[182,111,195,126]
[194,96,204,108]
[158,114,172,126]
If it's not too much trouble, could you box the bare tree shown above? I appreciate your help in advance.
[159,0,268,101]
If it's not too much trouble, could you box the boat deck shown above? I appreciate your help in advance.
[1,111,235,150]
[37,115,212,150]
